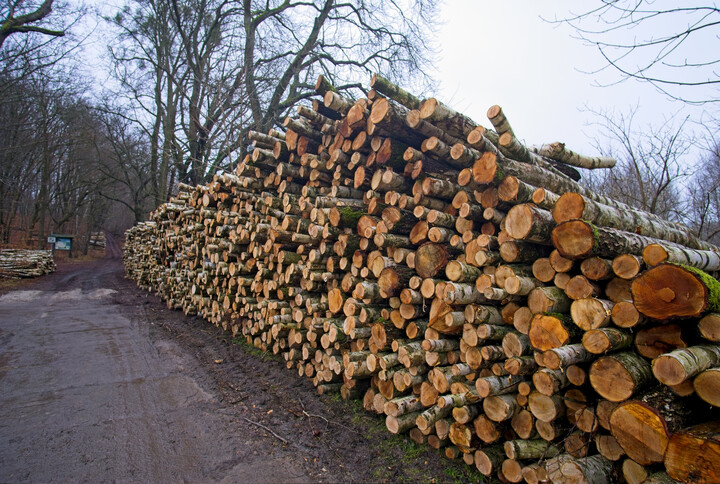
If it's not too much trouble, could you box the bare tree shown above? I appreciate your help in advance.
[552,2,720,104]
[0,0,66,48]
[582,106,692,222]
[107,0,439,188]
[688,131,720,243]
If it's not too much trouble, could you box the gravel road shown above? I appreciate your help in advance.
[0,236,482,483]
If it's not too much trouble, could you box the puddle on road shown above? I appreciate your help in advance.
[0,289,118,304]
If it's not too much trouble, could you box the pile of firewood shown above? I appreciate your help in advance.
[88,232,106,249]
[0,249,56,278]
[123,74,720,484]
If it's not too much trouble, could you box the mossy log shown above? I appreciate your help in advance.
[632,263,720,319]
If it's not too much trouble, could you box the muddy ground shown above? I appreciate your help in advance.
[0,239,487,483]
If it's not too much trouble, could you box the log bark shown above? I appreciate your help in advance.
[652,345,720,386]
[643,243,720,271]
[550,454,615,484]
[589,352,653,402]
[582,327,633,354]
[552,219,684,260]
[552,192,715,251]
[533,142,616,169]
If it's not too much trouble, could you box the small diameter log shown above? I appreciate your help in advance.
[370,73,421,110]
[552,219,678,260]
[505,204,555,243]
[594,434,625,462]
[580,256,614,281]
[631,263,720,319]
[570,298,613,331]
[386,411,422,434]
[483,394,521,422]
[589,352,653,402]
[528,286,571,314]
[610,401,672,466]
[612,254,644,280]
[664,420,720,483]
[542,344,594,370]
[504,439,561,460]
[474,444,505,476]
[693,367,720,407]
[611,300,645,328]
[582,328,633,354]
[528,392,565,423]
[643,243,720,271]
[534,142,616,169]
[475,374,522,397]
[528,314,578,352]
[652,345,720,386]
[533,368,570,396]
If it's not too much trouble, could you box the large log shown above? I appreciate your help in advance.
[664,420,720,483]
[589,352,653,402]
[632,263,720,319]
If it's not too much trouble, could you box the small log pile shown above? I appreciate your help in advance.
[88,232,106,249]
[123,74,720,483]
[0,249,56,278]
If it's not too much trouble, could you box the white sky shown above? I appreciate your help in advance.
[433,2,717,158]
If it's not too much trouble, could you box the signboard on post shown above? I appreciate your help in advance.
[50,233,74,258]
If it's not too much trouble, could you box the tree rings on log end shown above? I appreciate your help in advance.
[414,243,449,278]
[552,192,585,223]
[631,263,711,319]
[609,401,670,466]
[551,219,596,260]
[589,352,651,402]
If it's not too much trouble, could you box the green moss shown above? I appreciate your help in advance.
[339,206,365,228]
[678,264,720,313]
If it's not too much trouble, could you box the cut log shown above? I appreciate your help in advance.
[570,298,613,331]
[643,243,720,271]
[610,401,672,465]
[664,420,720,483]
[550,454,615,484]
[414,243,450,278]
[699,313,720,342]
[552,191,714,250]
[533,142,616,169]
[652,345,720,386]
[632,263,720,319]
[589,352,653,402]
[582,327,633,354]
[528,313,578,351]
[693,367,720,407]
[552,219,682,260]
[504,204,555,243]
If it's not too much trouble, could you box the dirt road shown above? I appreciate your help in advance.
[0,237,481,483]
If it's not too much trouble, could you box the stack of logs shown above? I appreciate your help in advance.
[0,249,56,278]
[123,74,720,484]
[88,232,106,249]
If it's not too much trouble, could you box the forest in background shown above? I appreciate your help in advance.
[1,0,719,251]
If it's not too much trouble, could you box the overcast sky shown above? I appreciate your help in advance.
[433,2,718,158]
